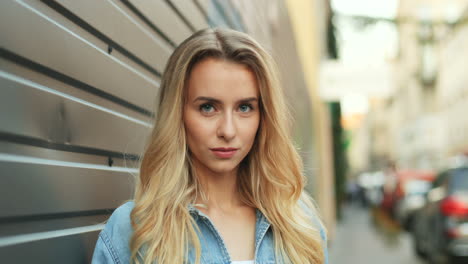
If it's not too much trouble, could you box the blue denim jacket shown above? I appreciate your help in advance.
[92,201,328,264]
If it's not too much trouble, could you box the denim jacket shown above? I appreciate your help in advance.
[92,201,328,264]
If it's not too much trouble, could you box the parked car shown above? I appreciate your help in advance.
[381,170,435,219]
[395,176,434,230]
[412,166,468,264]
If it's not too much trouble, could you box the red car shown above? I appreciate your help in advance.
[381,170,435,219]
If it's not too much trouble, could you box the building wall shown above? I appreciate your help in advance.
[348,114,370,175]
[438,8,468,157]
[284,0,336,240]
[384,0,468,170]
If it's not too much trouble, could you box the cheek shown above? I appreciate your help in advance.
[184,113,212,147]
[243,116,260,143]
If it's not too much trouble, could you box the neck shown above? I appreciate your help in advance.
[193,162,243,211]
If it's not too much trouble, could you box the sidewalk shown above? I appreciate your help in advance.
[328,205,424,264]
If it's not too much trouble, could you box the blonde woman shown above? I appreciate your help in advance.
[92,28,328,264]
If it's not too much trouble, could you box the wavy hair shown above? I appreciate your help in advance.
[130,28,325,264]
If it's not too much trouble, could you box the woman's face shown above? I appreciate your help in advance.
[184,58,260,175]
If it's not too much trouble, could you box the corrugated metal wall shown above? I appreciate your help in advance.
[0,0,243,262]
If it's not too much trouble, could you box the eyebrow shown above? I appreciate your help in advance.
[193,96,258,104]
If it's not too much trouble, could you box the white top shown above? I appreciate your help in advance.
[231,261,254,264]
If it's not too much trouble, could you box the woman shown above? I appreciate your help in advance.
[92,28,327,264]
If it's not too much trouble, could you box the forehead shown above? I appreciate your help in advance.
[186,58,258,100]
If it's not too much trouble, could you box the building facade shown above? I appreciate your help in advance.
[367,0,468,171]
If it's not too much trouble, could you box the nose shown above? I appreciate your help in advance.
[217,112,236,141]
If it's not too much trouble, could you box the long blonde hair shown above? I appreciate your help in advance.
[131,28,325,264]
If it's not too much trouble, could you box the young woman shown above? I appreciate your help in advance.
[92,28,328,264]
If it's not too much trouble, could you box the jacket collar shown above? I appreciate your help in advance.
[187,203,271,230]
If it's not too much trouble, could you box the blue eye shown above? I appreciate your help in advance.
[239,104,253,113]
[200,103,215,113]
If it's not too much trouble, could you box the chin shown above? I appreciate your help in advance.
[208,162,240,174]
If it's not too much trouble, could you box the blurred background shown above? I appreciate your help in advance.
[1,0,468,263]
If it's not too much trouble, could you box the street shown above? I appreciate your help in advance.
[329,204,425,264]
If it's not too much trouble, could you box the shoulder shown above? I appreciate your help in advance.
[297,198,328,248]
[104,201,135,237]
[92,201,134,263]
[297,198,329,264]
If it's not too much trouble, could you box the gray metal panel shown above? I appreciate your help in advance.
[0,141,135,169]
[128,0,193,44]
[0,158,135,218]
[0,71,151,155]
[214,0,245,31]
[0,58,153,128]
[56,0,173,72]
[0,230,100,264]
[0,141,135,230]
[0,213,109,237]
[196,0,229,27]
[1,0,162,86]
[0,0,159,112]
[171,0,209,30]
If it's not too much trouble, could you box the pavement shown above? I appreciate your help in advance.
[328,204,426,264]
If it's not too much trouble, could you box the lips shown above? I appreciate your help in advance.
[210,147,238,158]
[211,148,238,151]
